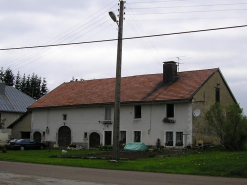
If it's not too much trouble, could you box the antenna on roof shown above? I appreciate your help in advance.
[167,56,187,72]
[176,57,184,73]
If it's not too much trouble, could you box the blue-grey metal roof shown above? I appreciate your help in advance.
[0,84,36,113]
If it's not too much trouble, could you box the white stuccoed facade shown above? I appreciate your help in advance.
[31,102,193,148]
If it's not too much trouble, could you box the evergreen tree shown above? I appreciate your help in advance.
[30,73,41,99]
[25,75,31,96]
[0,67,4,82]
[20,74,26,92]
[15,71,21,90]
[36,77,42,99]
[3,68,15,86]
[0,67,49,99]
[41,78,48,97]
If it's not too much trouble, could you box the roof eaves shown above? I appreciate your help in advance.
[28,99,192,110]
[7,111,29,128]
[217,68,238,104]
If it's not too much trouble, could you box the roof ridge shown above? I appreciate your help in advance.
[64,68,218,84]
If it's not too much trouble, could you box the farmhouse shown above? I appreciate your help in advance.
[0,82,36,138]
[28,62,237,148]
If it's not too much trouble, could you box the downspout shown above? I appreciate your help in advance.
[148,104,152,134]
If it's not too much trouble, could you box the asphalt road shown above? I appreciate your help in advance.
[0,161,246,185]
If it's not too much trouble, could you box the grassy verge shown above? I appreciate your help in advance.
[0,148,246,178]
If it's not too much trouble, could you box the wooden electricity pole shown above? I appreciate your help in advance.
[112,0,125,161]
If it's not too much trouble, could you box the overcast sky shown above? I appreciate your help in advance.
[1,0,247,112]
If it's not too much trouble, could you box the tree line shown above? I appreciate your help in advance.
[0,68,48,100]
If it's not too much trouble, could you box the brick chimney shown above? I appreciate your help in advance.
[163,61,178,84]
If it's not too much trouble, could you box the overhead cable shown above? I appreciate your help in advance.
[1,24,247,51]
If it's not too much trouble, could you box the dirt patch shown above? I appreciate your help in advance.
[50,149,183,160]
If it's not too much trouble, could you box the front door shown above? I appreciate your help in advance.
[58,126,71,147]
[89,132,100,148]
[104,131,112,145]
[33,131,41,142]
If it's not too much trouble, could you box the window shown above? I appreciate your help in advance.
[134,105,141,118]
[166,132,173,146]
[105,107,111,120]
[84,132,87,139]
[120,131,126,144]
[166,104,174,118]
[63,114,67,121]
[134,131,141,142]
[176,132,183,146]
[216,88,220,103]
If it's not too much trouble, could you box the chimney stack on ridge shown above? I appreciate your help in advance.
[163,61,178,84]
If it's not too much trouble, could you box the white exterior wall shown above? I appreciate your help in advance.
[31,102,192,148]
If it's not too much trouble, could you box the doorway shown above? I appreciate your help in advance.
[89,132,100,148]
[104,131,112,145]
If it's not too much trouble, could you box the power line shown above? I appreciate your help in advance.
[126,4,165,64]
[126,17,245,21]
[1,24,247,51]
[2,1,117,69]
[128,0,187,4]
[130,3,247,9]
[128,8,247,15]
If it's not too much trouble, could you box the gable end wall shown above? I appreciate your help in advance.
[192,70,236,144]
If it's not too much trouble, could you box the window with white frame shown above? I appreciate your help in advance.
[176,132,183,146]
[166,131,173,146]
[134,131,141,142]
[105,107,111,120]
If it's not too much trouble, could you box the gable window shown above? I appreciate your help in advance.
[167,104,174,118]
[134,105,141,118]
[166,131,173,146]
[63,114,67,121]
[134,131,141,142]
[216,88,220,103]
[105,107,111,120]
[176,132,183,146]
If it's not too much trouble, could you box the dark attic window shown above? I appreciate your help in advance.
[135,105,142,118]
[216,88,220,103]
[167,104,174,118]
[63,114,67,121]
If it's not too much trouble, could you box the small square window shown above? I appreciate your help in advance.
[84,132,87,139]
[134,105,141,118]
[63,114,67,121]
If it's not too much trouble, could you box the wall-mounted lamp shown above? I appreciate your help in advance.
[46,127,49,134]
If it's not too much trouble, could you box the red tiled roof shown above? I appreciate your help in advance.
[28,68,217,109]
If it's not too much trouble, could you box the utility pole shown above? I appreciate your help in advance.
[112,0,125,161]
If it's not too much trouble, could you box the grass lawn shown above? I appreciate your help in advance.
[0,148,246,178]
